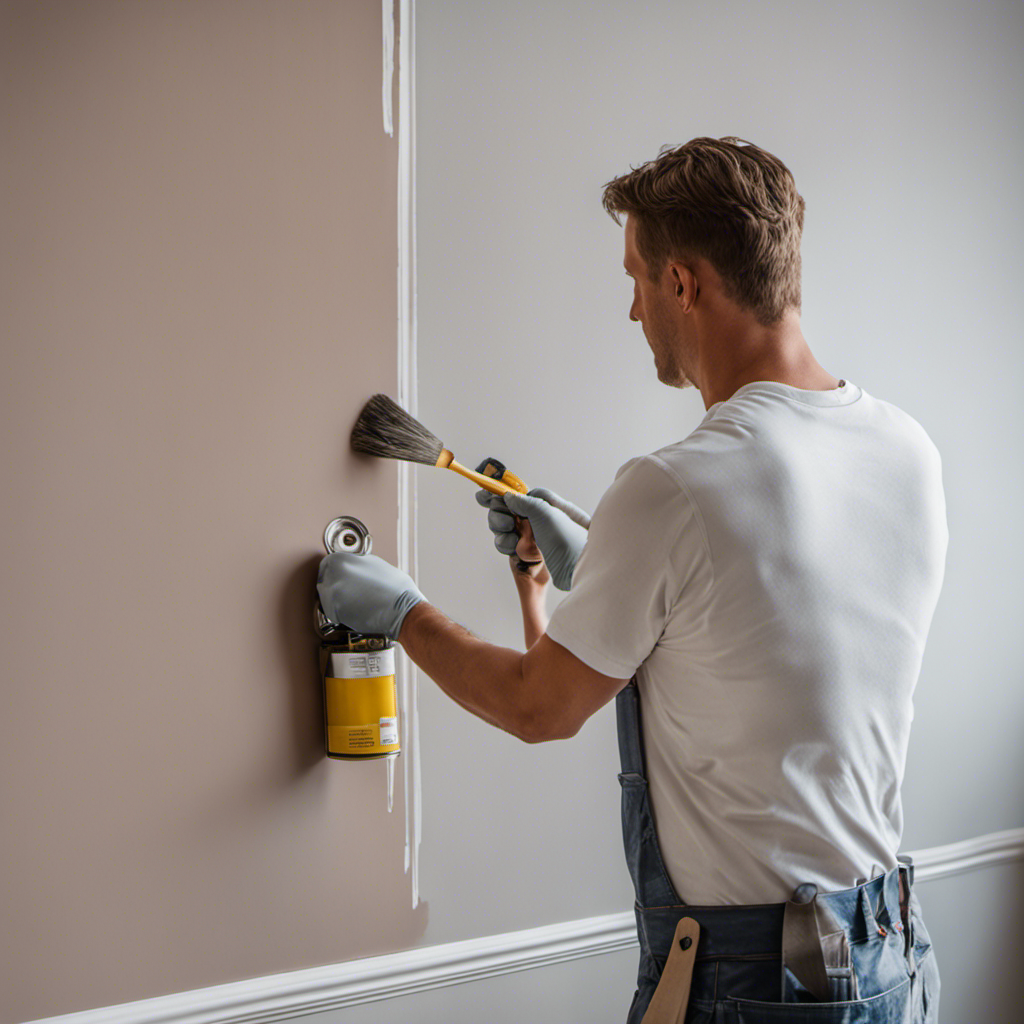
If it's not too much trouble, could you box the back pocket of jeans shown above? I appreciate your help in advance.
[726,973,912,1023]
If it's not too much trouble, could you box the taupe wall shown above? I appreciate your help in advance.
[0,3,426,1021]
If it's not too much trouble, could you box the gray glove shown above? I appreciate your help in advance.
[317,551,426,641]
[475,486,591,592]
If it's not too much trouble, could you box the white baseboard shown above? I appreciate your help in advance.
[25,826,1024,1024]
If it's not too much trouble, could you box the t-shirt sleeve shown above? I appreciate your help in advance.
[545,454,709,679]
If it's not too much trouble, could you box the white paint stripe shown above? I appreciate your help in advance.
[24,828,1024,1023]
[381,0,394,136]
[395,0,421,908]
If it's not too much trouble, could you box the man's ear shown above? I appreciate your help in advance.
[671,264,699,305]
[670,263,688,298]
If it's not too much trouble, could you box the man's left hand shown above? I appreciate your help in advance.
[316,552,426,640]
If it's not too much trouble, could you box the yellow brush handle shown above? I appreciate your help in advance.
[437,450,540,571]
[448,459,527,495]
[435,449,530,496]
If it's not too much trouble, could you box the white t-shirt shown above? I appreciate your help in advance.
[545,379,949,905]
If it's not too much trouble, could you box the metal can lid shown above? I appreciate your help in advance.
[323,515,373,556]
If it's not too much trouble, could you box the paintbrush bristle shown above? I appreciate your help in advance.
[350,393,446,466]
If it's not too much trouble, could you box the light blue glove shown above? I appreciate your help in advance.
[317,551,426,641]
[475,487,591,592]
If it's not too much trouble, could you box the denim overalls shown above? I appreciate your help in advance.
[615,679,941,1023]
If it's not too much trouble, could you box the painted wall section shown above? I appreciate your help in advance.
[0,2,426,1021]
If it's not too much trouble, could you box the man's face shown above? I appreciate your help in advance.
[623,216,695,390]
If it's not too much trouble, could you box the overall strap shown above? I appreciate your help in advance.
[615,677,683,910]
[616,678,644,776]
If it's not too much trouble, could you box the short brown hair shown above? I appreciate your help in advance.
[601,137,805,327]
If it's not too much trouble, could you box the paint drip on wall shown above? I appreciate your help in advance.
[382,0,395,136]
[377,0,421,906]
[395,0,421,908]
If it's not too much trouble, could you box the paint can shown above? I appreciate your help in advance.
[315,516,400,762]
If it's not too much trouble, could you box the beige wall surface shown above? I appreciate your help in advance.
[0,3,426,1021]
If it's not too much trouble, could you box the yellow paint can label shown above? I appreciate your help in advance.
[323,647,399,758]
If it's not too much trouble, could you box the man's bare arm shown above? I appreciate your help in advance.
[397,600,629,743]
[513,563,550,649]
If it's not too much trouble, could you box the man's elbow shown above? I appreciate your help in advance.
[517,707,582,744]
[514,656,585,743]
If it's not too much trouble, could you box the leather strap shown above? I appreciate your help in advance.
[782,883,832,1002]
[640,917,700,1024]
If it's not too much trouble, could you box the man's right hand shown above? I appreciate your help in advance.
[475,486,590,592]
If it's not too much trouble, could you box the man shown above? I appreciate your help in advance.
[318,136,947,1023]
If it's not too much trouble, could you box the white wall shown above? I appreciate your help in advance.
[409,0,1024,1018]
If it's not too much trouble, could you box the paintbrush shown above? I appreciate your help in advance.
[350,392,546,571]
[349,392,591,578]
[350,393,531,498]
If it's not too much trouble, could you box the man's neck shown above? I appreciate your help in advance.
[700,350,840,410]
